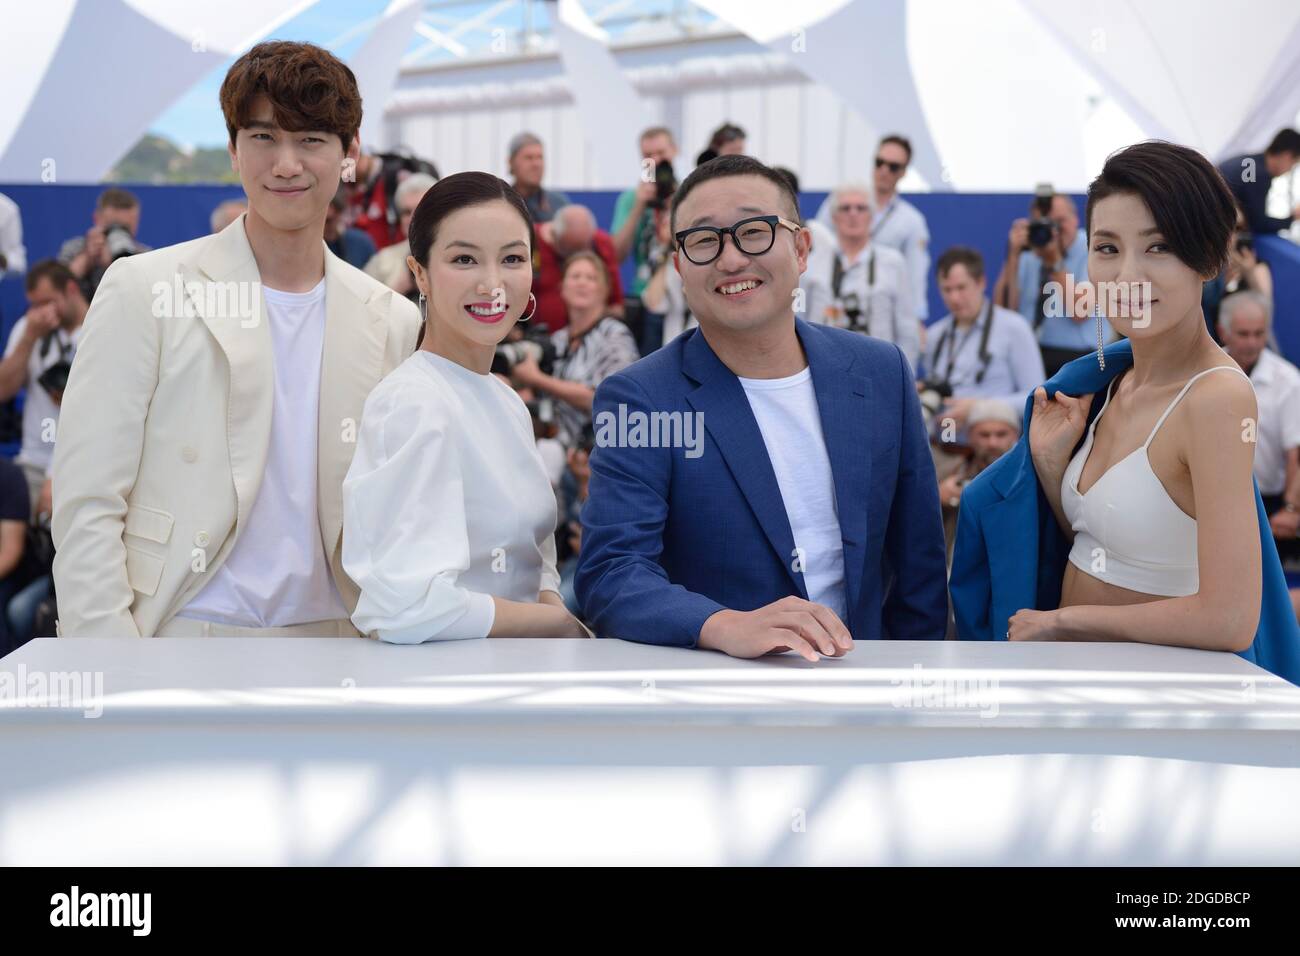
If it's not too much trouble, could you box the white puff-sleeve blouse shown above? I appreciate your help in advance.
[342,350,562,643]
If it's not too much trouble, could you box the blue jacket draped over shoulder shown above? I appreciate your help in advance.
[950,338,1300,685]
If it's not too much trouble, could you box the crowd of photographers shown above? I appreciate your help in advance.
[0,122,1298,646]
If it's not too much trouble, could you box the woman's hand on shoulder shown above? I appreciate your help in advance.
[1029,387,1093,468]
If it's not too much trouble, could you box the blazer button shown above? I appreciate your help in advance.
[181,446,198,463]
[195,531,210,548]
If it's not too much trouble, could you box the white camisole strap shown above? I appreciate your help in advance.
[1141,365,1252,449]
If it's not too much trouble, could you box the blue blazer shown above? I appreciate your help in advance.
[575,318,949,647]
[950,338,1300,685]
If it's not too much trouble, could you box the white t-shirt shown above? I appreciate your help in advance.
[738,366,848,621]
[179,278,349,628]
[4,318,82,472]
[342,350,562,643]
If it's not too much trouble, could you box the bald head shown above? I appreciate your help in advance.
[552,203,596,255]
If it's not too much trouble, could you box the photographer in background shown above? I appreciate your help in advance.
[1217,127,1300,235]
[641,195,696,350]
[1203,205,1274,338]
[993,187,1110,376]
[0,191,26,280]
[612,126,679,292]
[324,184,376,268]
[57,187,149,301]
[0,261,87,518]
[920,247,1043,473]
[508,132,569,225]
[802,181,918,370]
[1218,290,1300,563]
[509,251,638,448]
[363,172,437,299]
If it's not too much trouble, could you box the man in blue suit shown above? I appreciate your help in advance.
[575,156,948,660]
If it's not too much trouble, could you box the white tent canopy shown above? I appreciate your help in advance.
[1,0,1298,188]
[0,0,318,183]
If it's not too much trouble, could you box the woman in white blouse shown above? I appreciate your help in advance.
[342,171,589,642]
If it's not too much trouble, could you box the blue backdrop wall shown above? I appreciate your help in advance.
[2,183,1298,364]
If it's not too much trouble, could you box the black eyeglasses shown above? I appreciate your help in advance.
[875,157,905,174]
[674,215,801,265]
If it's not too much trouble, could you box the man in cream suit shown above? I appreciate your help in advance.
[51,41,420,637]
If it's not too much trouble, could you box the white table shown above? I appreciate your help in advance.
[2,637,1298,865]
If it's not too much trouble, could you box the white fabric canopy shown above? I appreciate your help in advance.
[0,0,317,182]
[692,0,950,189]
[552,0,654,187]
[1023,0,1300,162]
[351,0,424,151]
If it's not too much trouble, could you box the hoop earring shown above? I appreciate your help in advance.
[1095,303,1106,371]
[518,292,537,324]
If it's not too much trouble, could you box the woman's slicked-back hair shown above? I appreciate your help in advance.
[1085,140,1237,278]
[407,171,535,269]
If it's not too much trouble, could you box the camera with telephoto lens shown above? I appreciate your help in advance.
[1026,182,1056,249]
[494,324,556,377]
[917,379,953,432]
[648,159,677,211]
[102,222,138,261]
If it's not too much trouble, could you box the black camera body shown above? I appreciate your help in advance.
[1027,218,1057,248]
[917,379,953,432]
[102,222,137,261]
[1027,182,1056,249]
[493,325,557,378]
[648,159,677,211]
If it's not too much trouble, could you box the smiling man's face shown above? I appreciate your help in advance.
[672,174,809,336]
[229,94,356,234]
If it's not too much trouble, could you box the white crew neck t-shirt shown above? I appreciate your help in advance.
[737,366,848,621]
[180,278,349,628]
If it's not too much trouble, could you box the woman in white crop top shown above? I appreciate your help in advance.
[1014,142,1262,653]
[342,172,589,642]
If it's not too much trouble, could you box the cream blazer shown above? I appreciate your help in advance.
[50,216,420,636]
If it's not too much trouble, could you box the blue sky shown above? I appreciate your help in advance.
[150,0,690,150]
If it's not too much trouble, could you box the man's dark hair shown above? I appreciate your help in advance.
[25,259,79,294]
[97,187,139,211]
[1085,140,1236,279]
[670,155,803,237]
[220,41,363,153]
[878,134,913,162]
[772,166,800,195]
[937,246,985,283]
[1265,128,1300,157]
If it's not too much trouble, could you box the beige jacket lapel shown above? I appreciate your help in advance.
[318,245,390,604]
[183,218,274,535]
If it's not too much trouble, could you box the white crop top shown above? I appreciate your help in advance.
[1060,365,1251,597]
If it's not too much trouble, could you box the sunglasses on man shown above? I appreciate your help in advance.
[875,157,906,174]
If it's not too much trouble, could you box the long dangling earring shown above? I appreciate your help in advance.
[416,292,428,350]
[1095,303,1106,371]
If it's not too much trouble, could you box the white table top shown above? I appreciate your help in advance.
[2,637,1299,730]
